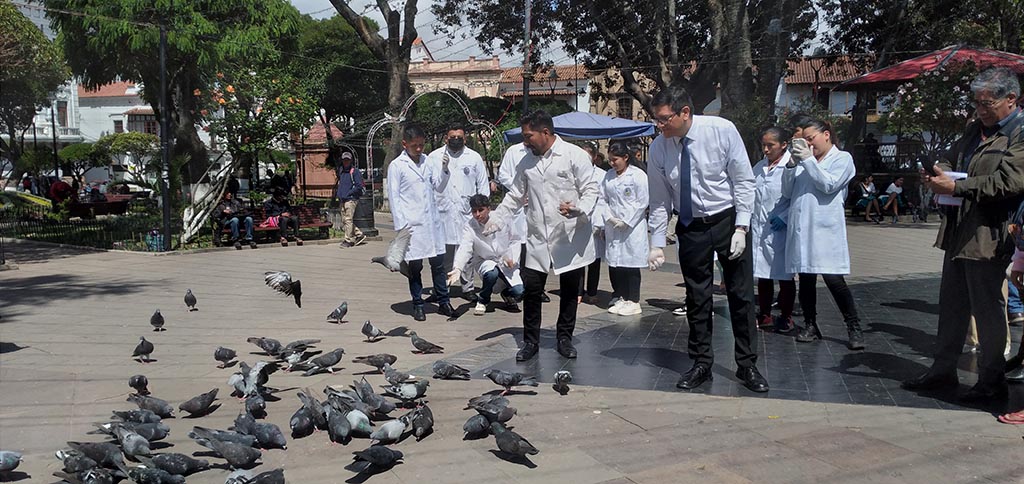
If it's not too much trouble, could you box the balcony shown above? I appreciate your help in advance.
[27,126,82,138]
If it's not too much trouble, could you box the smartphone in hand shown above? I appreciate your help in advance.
[917,158,938,176]
[790,138,808,152]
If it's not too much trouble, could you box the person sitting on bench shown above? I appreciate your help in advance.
[263,187,302,246]
[215,190,256,249]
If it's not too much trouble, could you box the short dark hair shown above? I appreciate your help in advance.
[403,123,426,141]
[446,123,465,135]
[797,117,833,137]
[520,110,555,133]
[468,194,490,210]
[761,126,792,144]
[787,113,814,131]
[651,84,694,113]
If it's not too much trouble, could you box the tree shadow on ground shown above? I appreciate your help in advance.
[880,298,940,315]
[3,240,103,265]
[2,274,155,312]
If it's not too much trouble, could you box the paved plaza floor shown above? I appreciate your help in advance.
[2,218,1024,483]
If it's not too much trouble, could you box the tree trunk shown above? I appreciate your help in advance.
[718,0,753,118]
[753,0,800,117]
[386,46,412,164]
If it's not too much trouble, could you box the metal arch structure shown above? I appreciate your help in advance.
[365,89,506,209]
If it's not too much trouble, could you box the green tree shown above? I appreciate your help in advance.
[59,142,111,182]
[46,0,304,185]
[95,132,159,187]
[0,1,69,186]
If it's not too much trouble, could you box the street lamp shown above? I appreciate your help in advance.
[48,93,59,176]
[546,69,560,96]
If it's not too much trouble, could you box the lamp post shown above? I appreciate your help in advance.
[546,69,559,97]
[49,93,59,176]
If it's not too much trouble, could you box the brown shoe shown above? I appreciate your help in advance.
[296,238,303,246]
[280,237,288,247]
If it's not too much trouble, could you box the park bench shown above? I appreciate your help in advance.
[67,199,130,219]
[211,204,331,246]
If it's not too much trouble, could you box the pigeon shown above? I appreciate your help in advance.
[361,320,385,342]
[475,402,517,424]
[369,416,409,443]
[553,370,572,395]
[407,404,434,440]
[133,337,155,363]
[352,377,397,415]
[463,414,490,438]
[190,427,262,469]
[66,441,125,469]
[409,331,444,354]
[264,271,302,308]
[111,409,161,424]
[352,353,397,371]
[327,301,349,323]
[90,421,170,442]
[301,348,344,376]
[289,406,315,438]
[345,408,374,435]
[324,406,351,444]
[483,369,538,394]
[188,427,257,447]
[113,425,151,458]
[234,412,288,450]
[179,388,219,417]
[491,422,539,457]
[228,361,276,398]
[297,389,328,430]
[371,225,412,276]
[147,453,209,476]
[281,338,321,356]
[246,337,282,356]
[382,363,414,385]
[225,468,285,484]
[127,466,185,484]
[150,310,165,331]
[380,380,429,402]
[129,374,150,395]
[0,451,22,472]
[464,394,508,410]
[53,468,115,484]
[184,289,197,311]
[432,360,471,380]
[215,347,237,368]
[55,448,98,474]
[245,394,267,419]
[349,446,403,473]
[127,394,175,418]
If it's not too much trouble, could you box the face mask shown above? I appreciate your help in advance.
[447,138,465,151]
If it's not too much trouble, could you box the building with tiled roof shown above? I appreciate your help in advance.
[498,65,590,110]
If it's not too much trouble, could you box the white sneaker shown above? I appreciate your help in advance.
[672,307,687,316]
[473,303,486,315]
[608,300,625,314]
[618,301,642,316]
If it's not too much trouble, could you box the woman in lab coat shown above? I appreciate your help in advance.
[751,126,796,333]
[580,141,609,304]
[779,118,865,350]
[601,141,649,316]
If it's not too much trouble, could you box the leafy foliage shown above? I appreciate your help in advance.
[877,62,978,156]
[95,132,159,187]
[59,142,111,181]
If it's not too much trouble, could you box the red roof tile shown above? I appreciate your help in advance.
[785,56,867,85]
[501,65,589,83]
[78,81,141,98]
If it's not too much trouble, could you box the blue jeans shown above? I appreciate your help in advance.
[1010,278,1024,314]
[224,216,254,241]
[408,254,448,306]
[479,267,524,305]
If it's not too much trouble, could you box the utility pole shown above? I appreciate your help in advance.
[521,0,532,113]
[50,99,59,176]
[158,23,172,251]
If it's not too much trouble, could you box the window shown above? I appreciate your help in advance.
[815,87,830,110]
[114,120,124,133]
[144,120,158,135]
[57,101,68,126]
[617,97,633,119]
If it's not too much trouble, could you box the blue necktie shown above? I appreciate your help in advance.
[678,139,693,227]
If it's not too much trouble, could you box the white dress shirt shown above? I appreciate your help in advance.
[426,145,490,244]
[648,115,755,247]
[496,143,530,244]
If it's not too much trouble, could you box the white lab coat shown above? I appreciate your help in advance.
[587,162,609,259]
[496,143,529,245]
[780,146,855,275]
[386,150,450,262]
[751,152,793,280]
[426,146,490,244]
[492,136,599,275]
[452,217,523,287]
[600,165,649,268]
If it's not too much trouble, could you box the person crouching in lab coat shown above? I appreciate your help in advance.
[447,194,525,316]
[753,126,797,333]
[600,141,649,316]
[778,117,865,350]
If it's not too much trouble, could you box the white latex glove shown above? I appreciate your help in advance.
[648,247,665,271]
[481,221,500,236]
[789,138,812,163]
[606,217,628,229]
[446,268,462,287]
[728,229,747,260]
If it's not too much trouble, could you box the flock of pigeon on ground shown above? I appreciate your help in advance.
[0,263,575,484]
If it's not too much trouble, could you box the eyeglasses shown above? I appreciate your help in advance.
[803,132,821,143]
[654,112,680,125]
[970,97,1006,108]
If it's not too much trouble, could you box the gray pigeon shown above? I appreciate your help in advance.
[475,402,517,423]
[246,337,282,356]
[179,388,219,416]
[66,441,124,469]
[463,414,490,437]
[371,225,412,276]
[133,337,154,363]
[215,347,237,368]
[349,446,403,473]
[361,320,384,342]
[226,468,285,484]
[128,465,185,484]
[464,394,508,410]
[352,353,397,371]
[297,389,328,430]
[184,289,197,311]
[380,380,429,402]
[149,453,209,476]
[553,370,572,395]
[345,408,373,435]
[111,409,161,424]
[90,421,170,442]
[432,360,471,380]
[327,301,349,323]
[234,412,288,450]
[245,394,267,419]
[129,374,150,395]
[188,427,257,447]
[409,331,443,354]
[369,416,409,443]
[190,427,262,469]
[483,369,538,394]
[324,406,351,444]
[491,422,539,457]
[0,451,22,472]
[382,363,414,385]
[55,448,97,473]
[53,468,115,484]
[127,394,174,418]
[352,377,396,415]
[281,338,321,356]
[150,310,165,331]
[289,406,314,438]
[302,348,344,376]
[407,404,434,440]
[113,425,151,458]
[264,271,302,308]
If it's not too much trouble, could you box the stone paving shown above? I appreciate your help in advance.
[2,219,1023,483]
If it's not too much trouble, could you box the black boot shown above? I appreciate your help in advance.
[795,319,821,342]
[846,320,865,350]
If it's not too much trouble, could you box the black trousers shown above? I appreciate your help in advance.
[522,266,585,345]
[676,209,757,368]
[608,266,641,302]
[579,258,601,297]
[278,215,299,239]
[798,273,860,326]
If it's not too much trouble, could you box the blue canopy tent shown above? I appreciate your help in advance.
[503,111,655,143]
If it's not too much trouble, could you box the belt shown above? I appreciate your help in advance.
[677,207,735,230]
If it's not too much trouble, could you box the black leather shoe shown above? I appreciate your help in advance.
[516,342,539,362]
[676,363,712,389]
[1007,366,1024,383]
[900,371,958,391]
[1010,312,1024,326]
[438,302,455,317]
[540,292,551,303]
[557,338,577,358]
[736,366,769,393]
[960,382,1008,402]
[463,291,479,303]
[412,305,426,321]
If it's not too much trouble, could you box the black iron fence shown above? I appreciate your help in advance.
[852,142,930,173]
[0,208,181,252]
